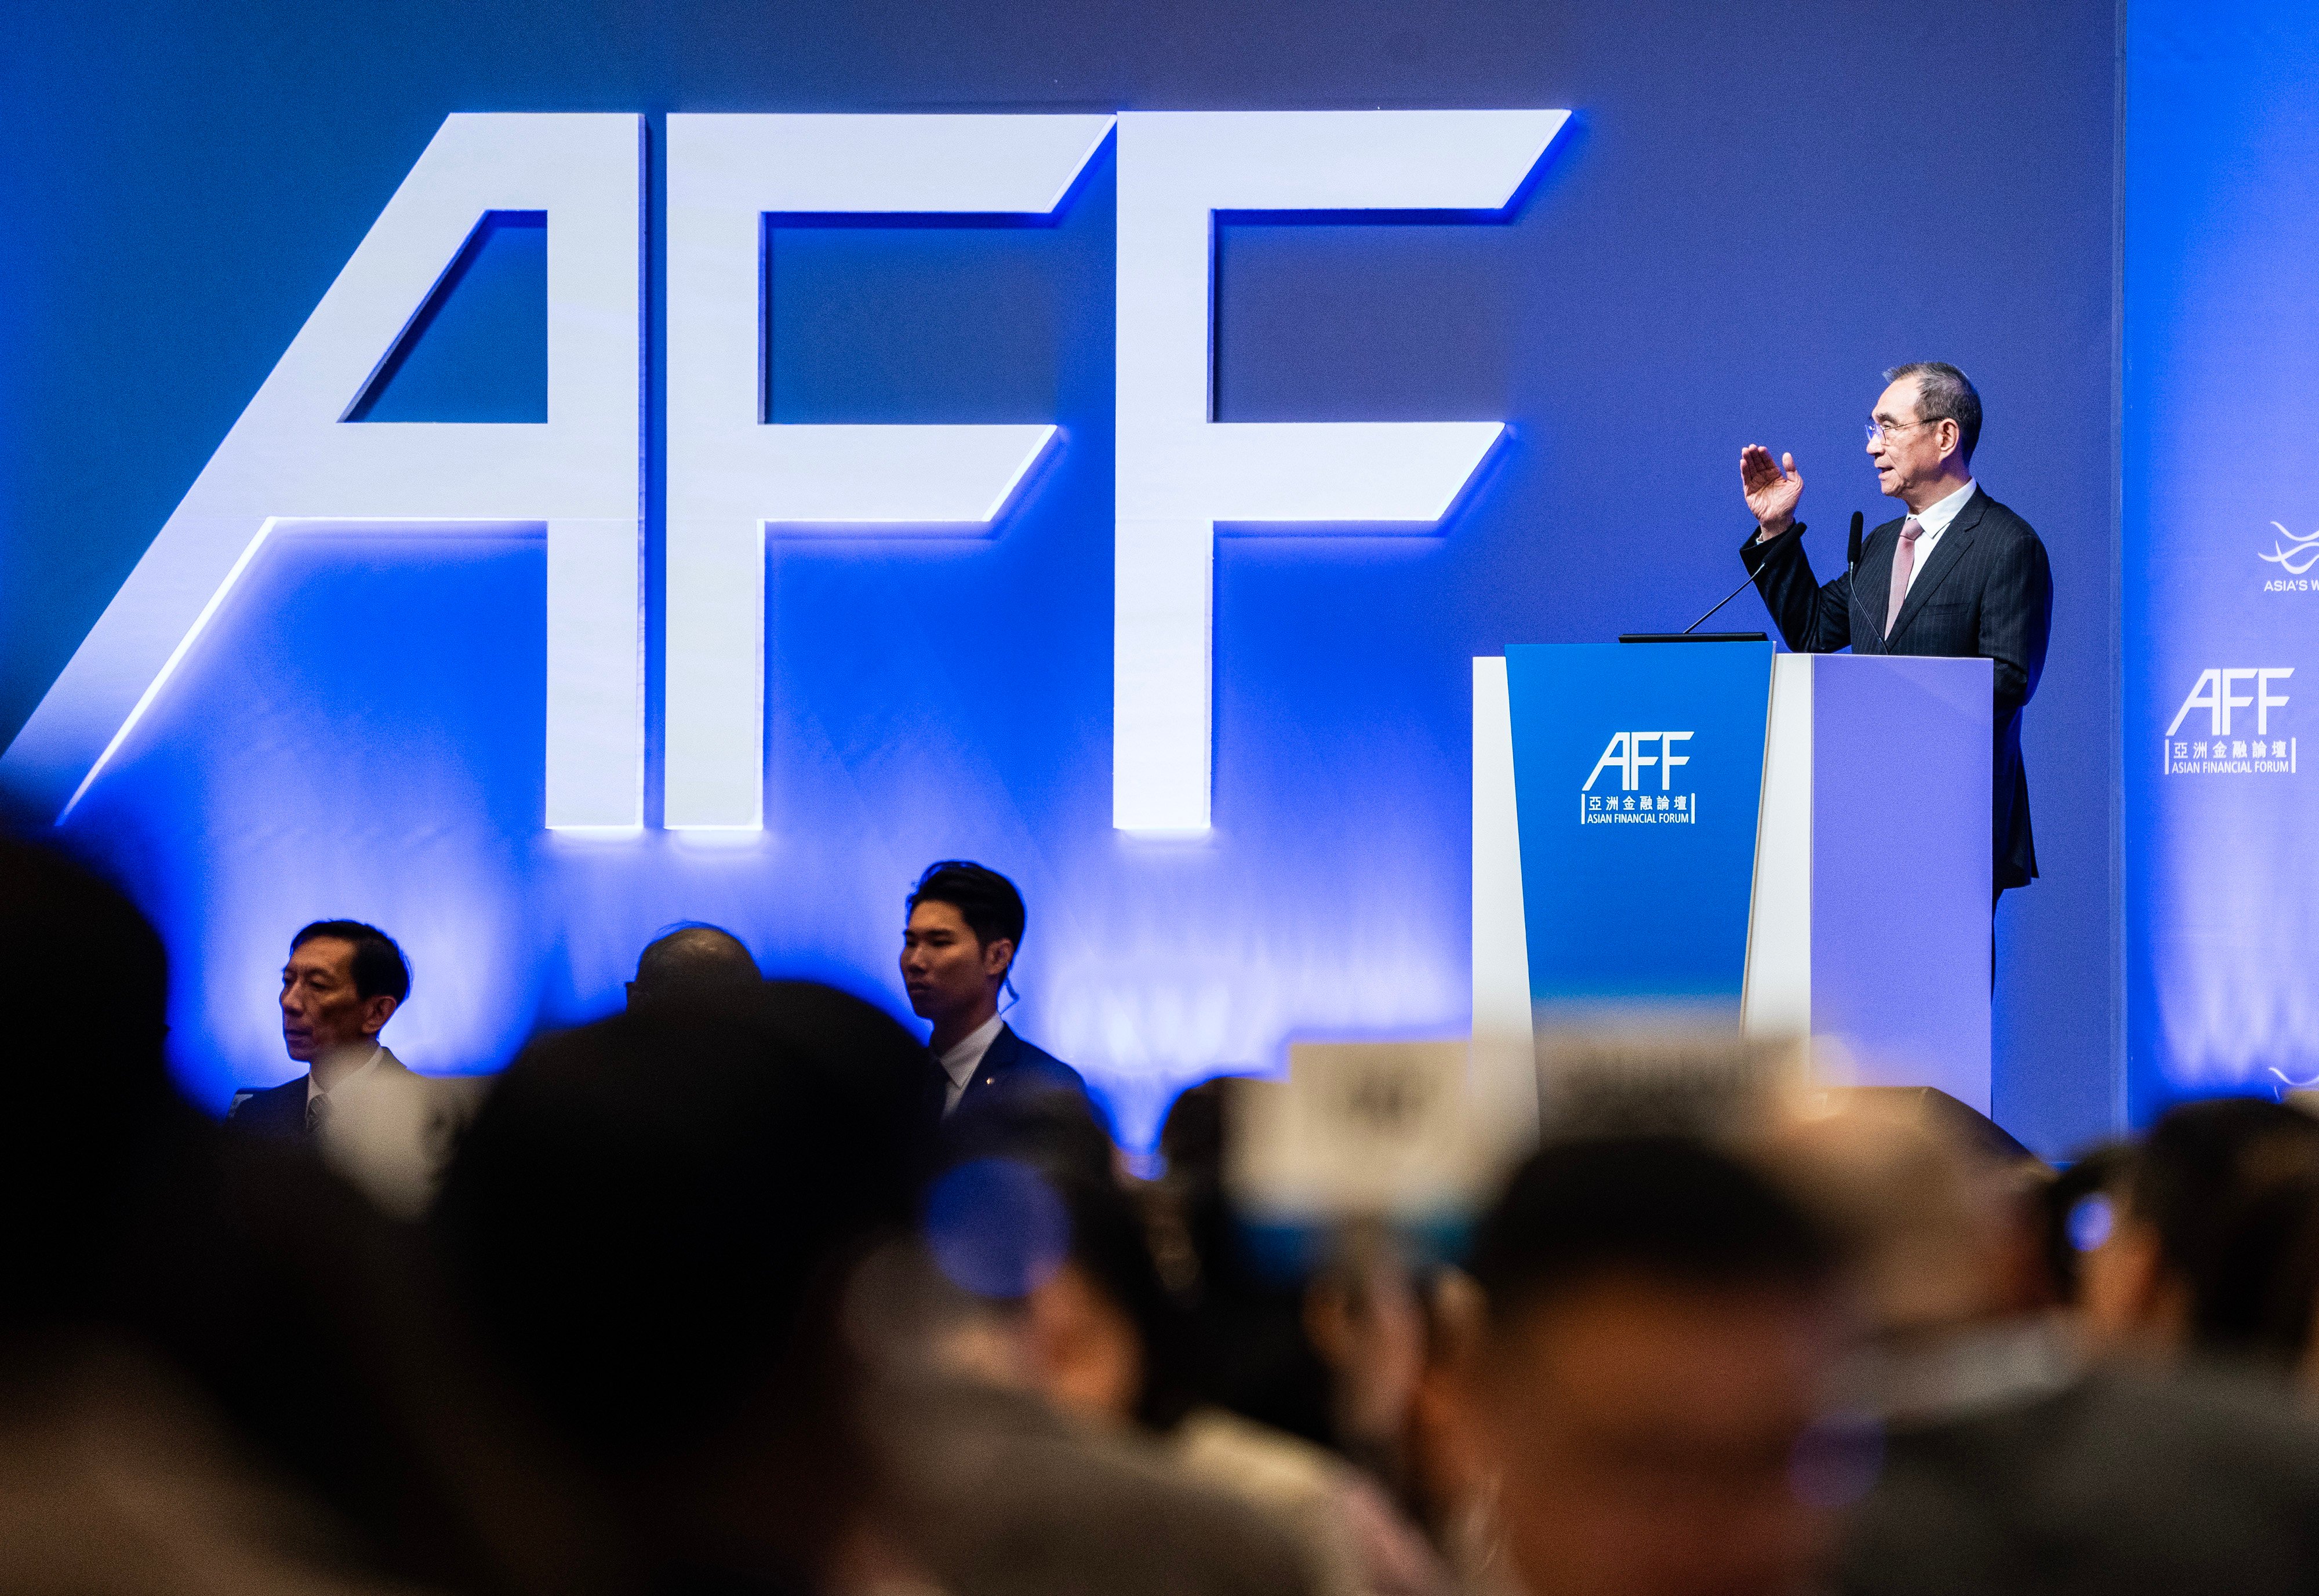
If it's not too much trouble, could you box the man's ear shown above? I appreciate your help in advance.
[983,936,1016,980]
[361,993,399,1038]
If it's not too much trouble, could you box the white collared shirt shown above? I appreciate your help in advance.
[936,1013,1005,1117]
[1899,477,1976,597]
[307,1045,384,1110]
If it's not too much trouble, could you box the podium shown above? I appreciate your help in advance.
[1473,642,1993,1112]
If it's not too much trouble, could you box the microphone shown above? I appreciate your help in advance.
[1846,511,1864,580]
[1680,520,1805,635]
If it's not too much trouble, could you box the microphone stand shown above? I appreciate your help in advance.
[1675,521,1803,635]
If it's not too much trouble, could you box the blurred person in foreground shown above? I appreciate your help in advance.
[904,1085,1445,1596]
[627,921,759,1013]
[1152,1079,1441,1538]
[900,861,1083,1120]
[438,981,1307,1596]
[2079,1096,2319,1372]
[1771,1098,2319,1596]
[0,838,617,1596]
[1431,1135,1844,1596]
[434,981,930,1595]
[844,1082,1330,1596]
[1152,1079,1337,1450]
[2038,1141,2135,1311]
[230,918,480,1215]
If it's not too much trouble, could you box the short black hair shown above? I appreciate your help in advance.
[907,861,1026,955]
[1466,1134,1837,1323]
[1884,361,1983,464]
[291,919,410,1005]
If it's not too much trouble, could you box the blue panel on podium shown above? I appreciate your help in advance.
[1504,641,1773,1019]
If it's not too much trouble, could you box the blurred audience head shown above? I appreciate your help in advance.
[2081,1096,2319,1366]
[1440,1134,1841,1596]
[625,921,758,1013]
[1765,1098,2031,1337]
[281,919,408,1063]
[902,860,1024,1033]
[0,837,176,1321]
[2042,1141,2134,1308]
[1160,1075,1231,1187]
[433,979,929,1582]
[902,1082,1192,1431]
[1147,1075,1337,1449]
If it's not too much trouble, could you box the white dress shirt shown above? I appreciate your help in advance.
[1898,477,1976,597]
[936,1013,1005,1117]
[306,1045,384,1110]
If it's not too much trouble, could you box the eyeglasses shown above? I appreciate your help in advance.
[1864,418,1938,445]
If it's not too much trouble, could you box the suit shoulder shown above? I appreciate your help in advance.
[1972,493,2041,544]
[227,1075,307,1131]
[998,1027,1086,1094]
[234,1076,306,1109]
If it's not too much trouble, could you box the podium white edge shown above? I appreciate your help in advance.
[1470,659,1539,1139]
[1742,653,1813,1041]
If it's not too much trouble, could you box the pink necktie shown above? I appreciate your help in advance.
[1885,517,1924,639]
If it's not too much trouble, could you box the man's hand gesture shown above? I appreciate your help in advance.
[1740,445,1803,539]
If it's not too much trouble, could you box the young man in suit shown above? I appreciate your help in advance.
[229,919,415,1138]
[1736,362,2055,899]
[899,860,1085,1120]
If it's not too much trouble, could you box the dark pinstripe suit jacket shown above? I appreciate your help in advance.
[1740,487,2053,889]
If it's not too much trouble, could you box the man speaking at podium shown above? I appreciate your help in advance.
[1738,362,2053,897]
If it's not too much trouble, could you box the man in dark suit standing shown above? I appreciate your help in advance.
[900,861,1085,1121]
[228,919,416,1138]
[1738,363,2053,897]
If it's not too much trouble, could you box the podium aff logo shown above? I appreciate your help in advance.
[1,110,1569,834]
[2164,667,2297,776]
[1579,730,1699,826]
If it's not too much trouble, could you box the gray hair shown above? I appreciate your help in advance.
[1884,361,1982,463]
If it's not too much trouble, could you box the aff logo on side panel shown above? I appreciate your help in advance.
[2164,667,2296,775]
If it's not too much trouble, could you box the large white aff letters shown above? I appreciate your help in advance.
[661,114,1113,830]
[8,109,1566,835]
[1110,110,1568,831]
[1,114,645,828]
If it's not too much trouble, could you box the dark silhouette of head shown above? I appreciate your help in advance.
[433,979,930,1578]
[627,922,759,1013]
[0,837,177,1319]
[2124,1097,2319,1365]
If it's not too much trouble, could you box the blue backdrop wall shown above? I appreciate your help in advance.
[0,0,2120,1152]
[2124,1,2319,1121]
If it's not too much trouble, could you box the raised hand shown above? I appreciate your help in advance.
[1740,445,1804,537]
